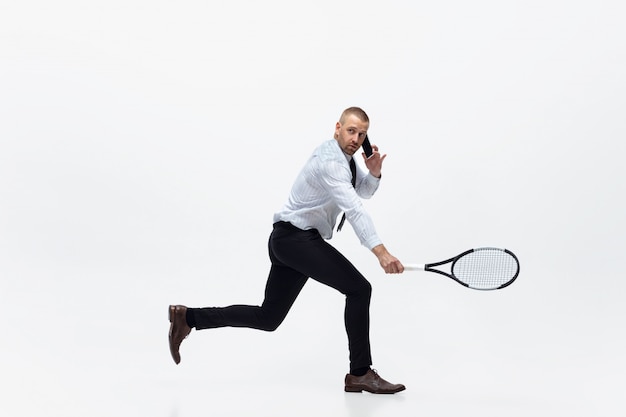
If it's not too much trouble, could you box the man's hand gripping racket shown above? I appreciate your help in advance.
[404,247,520,291]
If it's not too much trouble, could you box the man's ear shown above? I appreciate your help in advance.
[334,121,341,139]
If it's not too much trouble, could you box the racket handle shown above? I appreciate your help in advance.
[403,264,425,271]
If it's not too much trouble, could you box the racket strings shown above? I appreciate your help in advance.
[452,249,518,290]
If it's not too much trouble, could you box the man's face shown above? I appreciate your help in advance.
[335,114,369,156]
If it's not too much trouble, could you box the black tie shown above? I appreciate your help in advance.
[337,158,357,232]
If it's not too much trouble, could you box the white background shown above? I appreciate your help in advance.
[1,1,625,416]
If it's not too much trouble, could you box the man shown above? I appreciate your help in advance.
[169,107,406,394]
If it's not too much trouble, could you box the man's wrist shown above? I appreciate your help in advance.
[371,244,387,258]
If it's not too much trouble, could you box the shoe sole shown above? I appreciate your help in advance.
[344,385,405,394]
[168,305,181,364]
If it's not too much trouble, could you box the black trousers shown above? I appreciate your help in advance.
[191,221,373,371]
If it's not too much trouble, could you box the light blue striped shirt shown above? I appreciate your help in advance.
[273,139,382,249]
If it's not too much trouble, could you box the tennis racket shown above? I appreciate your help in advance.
[404,247,520,290]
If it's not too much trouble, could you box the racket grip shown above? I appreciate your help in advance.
[403,264,425,271]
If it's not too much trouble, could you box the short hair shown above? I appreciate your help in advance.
[339,107,369,124]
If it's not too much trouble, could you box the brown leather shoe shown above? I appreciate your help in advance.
[168,305,191,365]
[345,369,406,394]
